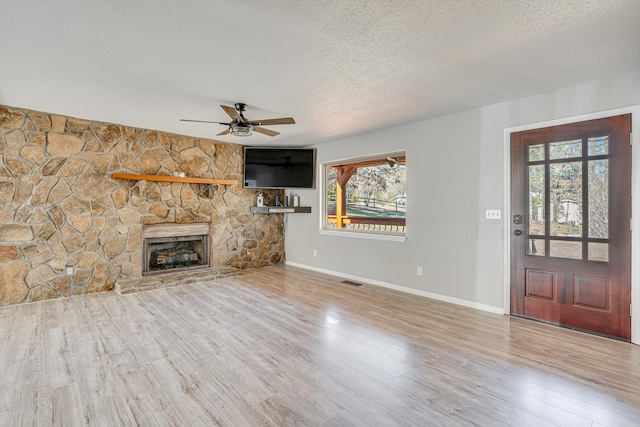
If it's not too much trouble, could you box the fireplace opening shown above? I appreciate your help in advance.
[146,235,207,271]
[142,223,210,276]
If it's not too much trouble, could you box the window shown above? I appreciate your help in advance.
[322,152,406,240]
[526,137,610,261]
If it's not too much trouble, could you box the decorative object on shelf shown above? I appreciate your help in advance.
[293,196,300,207]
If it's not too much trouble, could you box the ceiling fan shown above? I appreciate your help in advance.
[180,103,295,137]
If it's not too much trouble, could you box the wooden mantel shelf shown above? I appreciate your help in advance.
[111,173,237,186]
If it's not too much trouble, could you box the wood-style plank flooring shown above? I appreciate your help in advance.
[1,265,639,426]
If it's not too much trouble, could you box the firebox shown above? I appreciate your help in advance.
[142,223,210,275]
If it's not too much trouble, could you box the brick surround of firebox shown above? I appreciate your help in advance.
[0,105,285,306]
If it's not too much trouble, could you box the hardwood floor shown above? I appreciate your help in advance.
[1,265,639,426]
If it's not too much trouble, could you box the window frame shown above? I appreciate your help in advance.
[319,151,407,242]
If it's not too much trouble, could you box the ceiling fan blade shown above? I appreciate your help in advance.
[216,128,231,136]
[254,126,279,137]
[220,105,243,122]
[250,117,295,126]
[180,119,229,124]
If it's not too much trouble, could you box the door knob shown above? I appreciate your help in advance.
[514,230,522,236]
[513,215,523,224]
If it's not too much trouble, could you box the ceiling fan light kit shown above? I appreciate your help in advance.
[181,102,295,138]
[229,121,253,137]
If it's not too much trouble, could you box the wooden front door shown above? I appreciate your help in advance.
[510,114,632,340]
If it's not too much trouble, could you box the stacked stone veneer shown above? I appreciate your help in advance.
[0,105,285,307]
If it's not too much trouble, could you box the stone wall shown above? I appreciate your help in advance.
[0,105,285,306]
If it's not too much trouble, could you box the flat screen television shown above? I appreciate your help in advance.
[243,147,316,189]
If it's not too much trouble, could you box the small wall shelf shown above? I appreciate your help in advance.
[251,206,312,214]
[111,173,237,186]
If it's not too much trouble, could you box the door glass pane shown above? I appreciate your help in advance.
[549,139,582,160]
[550,240,582,260]
[550,162,582,237]
[588,242,608,262]
[527,239,546,256]
[588,136,608,156]
[528,144,545,161]
[589,159,608,239]
[528,165,545,235]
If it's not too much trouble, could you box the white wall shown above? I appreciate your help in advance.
[284,71,640,316]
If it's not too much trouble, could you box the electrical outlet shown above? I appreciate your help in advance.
[313,249,318,257]
[417,266,423,276]
[485,209,501,220]
[65,266,74,276]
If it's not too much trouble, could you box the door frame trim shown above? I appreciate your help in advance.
[503,105,640,344]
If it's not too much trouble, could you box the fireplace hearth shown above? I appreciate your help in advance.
[142,223,210,275]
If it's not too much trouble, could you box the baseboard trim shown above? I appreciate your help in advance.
[285,261,505,315]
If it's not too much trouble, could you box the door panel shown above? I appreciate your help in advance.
[525,269,555,301]
[511,114,631,340]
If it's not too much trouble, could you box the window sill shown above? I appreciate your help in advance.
[319,228,407,242]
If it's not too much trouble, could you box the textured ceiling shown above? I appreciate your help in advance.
[1,1,639,146]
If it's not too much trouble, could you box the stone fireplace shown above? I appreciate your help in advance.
[0,105,286,307]
[142,223,210,275]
